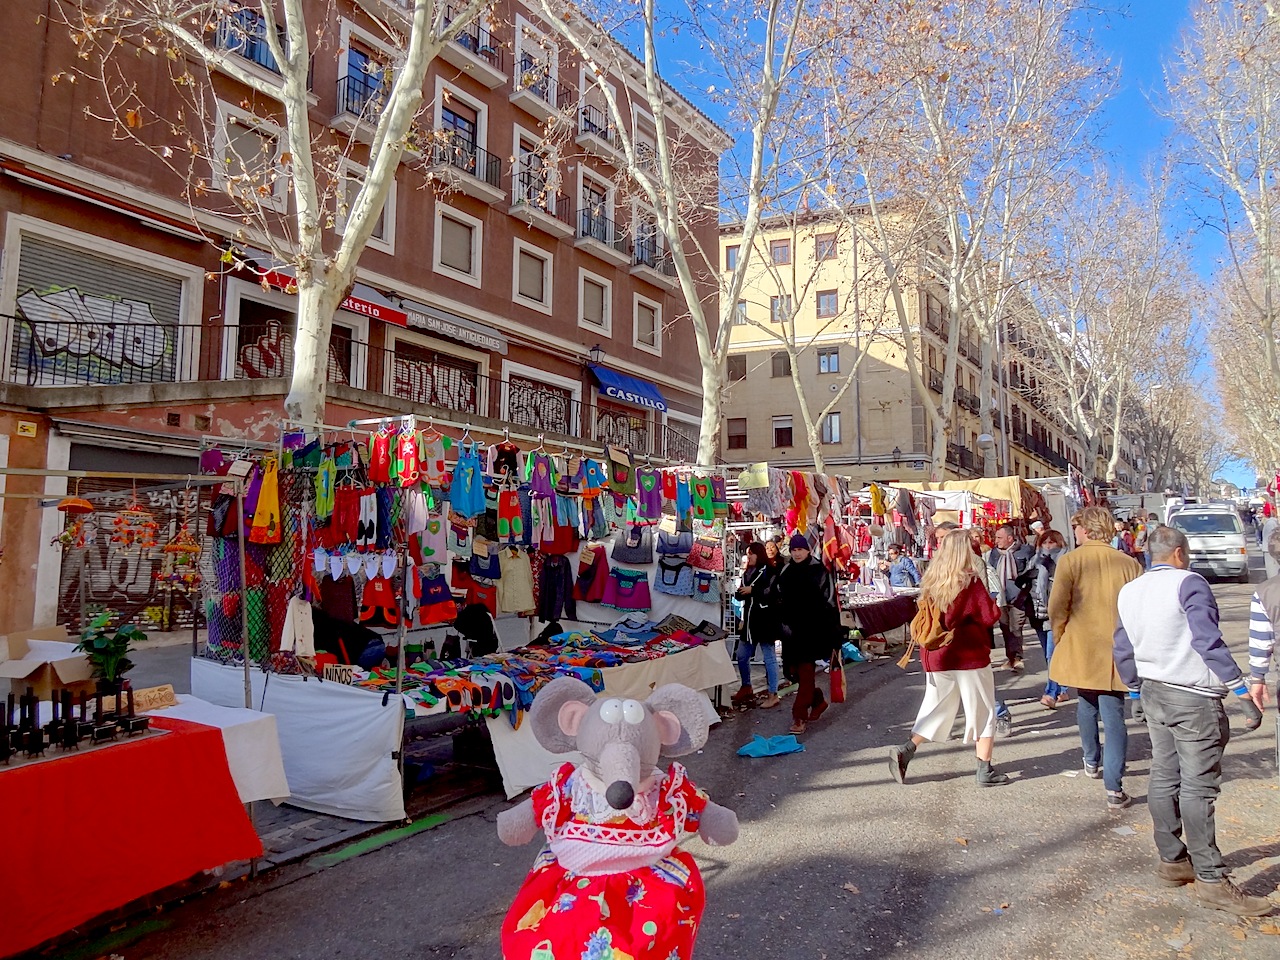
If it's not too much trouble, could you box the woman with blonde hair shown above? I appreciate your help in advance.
[888,529,1009,787]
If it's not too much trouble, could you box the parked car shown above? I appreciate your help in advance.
[1168,505,1250,583]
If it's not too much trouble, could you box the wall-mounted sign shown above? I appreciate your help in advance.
[16,421,38,437]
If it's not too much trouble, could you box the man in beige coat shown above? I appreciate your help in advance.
[1048,506,1143,810]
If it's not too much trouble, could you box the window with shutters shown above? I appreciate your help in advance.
[214,103,286,212]
[512,240,552,314]
[727,418,747,449]
[579,270,611,334]
[727,354,747,382]
[434,205,481,286]
[335,160,394,254]
[821,412,842,445]
[634,296,660,355]
[772,415,793,448]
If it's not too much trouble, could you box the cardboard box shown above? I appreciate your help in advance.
[861,637,887,657]
[0,627,95,700]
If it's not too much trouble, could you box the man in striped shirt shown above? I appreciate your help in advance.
[1247,531,1280,710]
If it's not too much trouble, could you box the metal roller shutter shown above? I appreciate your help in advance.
[10,236,184,385]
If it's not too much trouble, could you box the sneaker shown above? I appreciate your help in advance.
[889,742,915,784]
[994,717,1012,738]
[1193,877,1275,917]
[1083,762,1102,779]
[1156,858,1196,886]
[1106,790,1133,810]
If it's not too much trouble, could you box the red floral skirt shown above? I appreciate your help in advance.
[501,849,705,960]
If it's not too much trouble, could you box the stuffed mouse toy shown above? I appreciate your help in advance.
[497,676,739,960]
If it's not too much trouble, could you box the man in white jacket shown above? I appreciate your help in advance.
[1113,525,1270,917]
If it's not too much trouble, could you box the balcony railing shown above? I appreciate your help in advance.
[515,55,572,110]
[633,233,677,278]
[512,160,572,225]
[577,210,631,256]
[432,132,502,188]
[579,104,622,149]
[336,73,384,119]
[927,368,944,393]
[443,7,504,71]
[3,318,692,459]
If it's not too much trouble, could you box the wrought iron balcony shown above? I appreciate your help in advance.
[576,210,632,263]
[444,8,503,71]
[336,74,384,120]
[431,132,502,188]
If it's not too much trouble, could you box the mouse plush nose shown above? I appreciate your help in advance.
[605,780,635,810]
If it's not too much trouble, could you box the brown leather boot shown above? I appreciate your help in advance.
[730,685,755,706]
[1155,859,1195,885]
[1194,877,1274,916]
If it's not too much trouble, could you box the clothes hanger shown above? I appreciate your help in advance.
[461,423,474,445]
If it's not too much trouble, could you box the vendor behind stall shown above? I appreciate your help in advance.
[880,545,921,587]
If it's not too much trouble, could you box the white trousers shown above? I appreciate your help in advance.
[911,666,997,743]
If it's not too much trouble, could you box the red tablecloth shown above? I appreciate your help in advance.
[0,716,263,957]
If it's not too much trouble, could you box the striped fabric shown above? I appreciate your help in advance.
[1247,593,1276,681]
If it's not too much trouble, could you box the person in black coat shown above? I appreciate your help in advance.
[732,542,783,709]
[777,533,840,733]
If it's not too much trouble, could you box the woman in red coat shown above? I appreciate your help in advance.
[888,529,1009,787]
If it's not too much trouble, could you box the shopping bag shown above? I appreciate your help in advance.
[829,651,847,703]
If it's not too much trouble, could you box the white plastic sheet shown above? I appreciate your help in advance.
[191,658,405,822]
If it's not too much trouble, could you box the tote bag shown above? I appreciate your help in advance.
[688,537,724,572]
[654,558,695,597]
[611,524,654,564]
[657,528,693,557]
[691,570,721,604]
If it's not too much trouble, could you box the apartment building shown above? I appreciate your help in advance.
[0,0,726,631]
[719,215,1084,481]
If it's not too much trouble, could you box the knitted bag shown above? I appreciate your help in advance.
[654,558,695,597]
[611,524,654,565]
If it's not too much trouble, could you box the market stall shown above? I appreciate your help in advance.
[188,417,739,819]
[0,716,261,958]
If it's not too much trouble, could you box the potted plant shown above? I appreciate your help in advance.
[75,611,145,700]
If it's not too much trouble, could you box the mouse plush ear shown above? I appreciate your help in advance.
[528,676,597,754]
[646,684,711,757]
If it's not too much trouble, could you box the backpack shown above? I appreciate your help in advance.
[910,596,956,650]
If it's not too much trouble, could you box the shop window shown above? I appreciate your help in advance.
[770,351,790,378]
[770,239,791,264]
[391,342,479,414]
[822,412,842,445]
[816,289,838,318]
[725,244,739,270]
[818,347,839,374]
[772,415,793,448]
[727,354,747,382]
[769,295,792,324]
[727,417,747,449]
[815,233,838,261]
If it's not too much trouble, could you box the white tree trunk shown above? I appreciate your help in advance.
[284,280,346,425]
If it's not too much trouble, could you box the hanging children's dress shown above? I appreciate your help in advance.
[368,428,393,485]
[248,459,282,544]
[421,432,454,492]
[689,474,715,523]
[636,466,663,520]
[451,442,487,518]
[394,428,421,487]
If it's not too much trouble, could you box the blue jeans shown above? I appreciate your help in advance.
[995,699,1011,721]
[737,633,779,694]
[1077,690,1128,791]
[1032,623,1064,699]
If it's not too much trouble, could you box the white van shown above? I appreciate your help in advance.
[1168,505,1250,583]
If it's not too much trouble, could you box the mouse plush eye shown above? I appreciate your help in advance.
[598,699,624,724]
[622,700,645,725]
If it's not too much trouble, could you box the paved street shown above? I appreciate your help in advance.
[68,554,1280,960]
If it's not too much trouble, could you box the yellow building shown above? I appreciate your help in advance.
[719,215,1085,481]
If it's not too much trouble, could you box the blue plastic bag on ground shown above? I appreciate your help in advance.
[737,734,805,758]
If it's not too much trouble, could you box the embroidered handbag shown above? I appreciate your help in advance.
[657,528,693,557]
[654,557,695,597]
[691,570,721,603]
[688,536,724,571]
[611,524,653,564]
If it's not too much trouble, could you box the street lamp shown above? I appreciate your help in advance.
[891,445,902,466]
[587,344,605,365]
